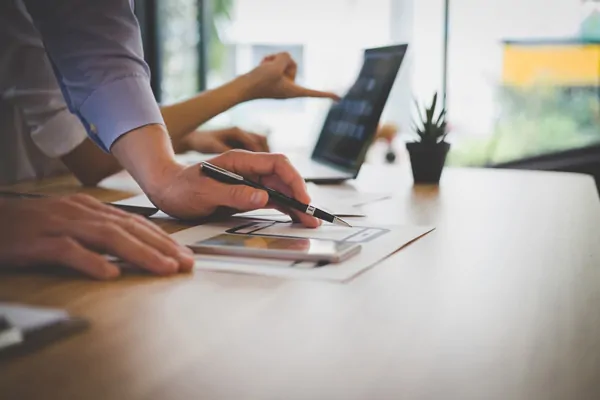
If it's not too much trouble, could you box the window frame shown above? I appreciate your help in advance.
[135,0,209,102]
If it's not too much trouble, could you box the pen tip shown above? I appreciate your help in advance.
[333,217,353,227]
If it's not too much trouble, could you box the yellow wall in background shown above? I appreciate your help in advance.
[502,44,600,86]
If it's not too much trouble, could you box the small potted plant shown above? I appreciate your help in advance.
[407,92,450,184]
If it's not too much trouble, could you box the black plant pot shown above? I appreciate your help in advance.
[406,142,450,184]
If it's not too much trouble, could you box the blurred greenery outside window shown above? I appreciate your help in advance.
[446,0,600,166]
[447,85,600,166]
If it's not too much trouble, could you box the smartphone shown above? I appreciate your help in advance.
[189,233,361,263]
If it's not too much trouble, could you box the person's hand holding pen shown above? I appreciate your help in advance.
[108,53,339,229]
[145,149,322,228]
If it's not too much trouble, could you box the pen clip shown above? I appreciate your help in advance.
[200,162,244,181]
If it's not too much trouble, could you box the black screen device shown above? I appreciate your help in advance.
[309,44,408,180]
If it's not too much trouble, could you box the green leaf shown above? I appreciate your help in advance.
[412,92,448,144]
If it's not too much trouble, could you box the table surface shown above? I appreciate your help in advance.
[1,165,600,400]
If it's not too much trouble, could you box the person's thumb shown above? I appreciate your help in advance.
[222,185,269,211]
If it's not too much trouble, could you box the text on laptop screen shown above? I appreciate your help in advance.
[311,45,407,171]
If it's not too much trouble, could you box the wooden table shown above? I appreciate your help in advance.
[1,166,600,400]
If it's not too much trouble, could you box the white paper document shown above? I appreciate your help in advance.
[112,194,294,222]
[306,182,392,210]
[171,219,434,282]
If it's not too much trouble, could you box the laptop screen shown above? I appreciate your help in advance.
[311,44,408,171]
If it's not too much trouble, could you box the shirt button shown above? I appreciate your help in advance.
[90,123,97,135]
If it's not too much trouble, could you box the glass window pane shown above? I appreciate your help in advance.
[158,0,200,104]
[446,0,600,166]
[205,0,402,151]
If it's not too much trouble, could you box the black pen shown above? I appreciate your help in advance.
[200,162,352,227]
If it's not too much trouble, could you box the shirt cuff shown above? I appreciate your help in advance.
[30,109,88,158]
[79,75,164,152]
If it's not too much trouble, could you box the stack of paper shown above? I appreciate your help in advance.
[171,219,434,282]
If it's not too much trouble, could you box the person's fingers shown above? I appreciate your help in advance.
[211,151,319,226]
[271,204,321,228]
[210,182,269,212]
[287,82,341,101]
[208,139,233,153]
[282,56,297,80]
[269,52,297,80]
[264,155,312,204]
[56,220,181,276]
[68,194,190,263]
[63,206,195,273]
[226,128,263,152]
[47,197,194,273]
[239,132,270,152]
[46,194,98,220]
[218,151,311,205]
[255,134,270,152]
[69,193,168,238]
[29,237,120,280]
[106,214,195,272]
[262,176,321,228]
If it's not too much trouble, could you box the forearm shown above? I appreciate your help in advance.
[161,75,254,144]
[110,124,181,198]
[60,138,123,186]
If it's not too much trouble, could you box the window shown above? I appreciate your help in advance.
[144,0,599,167]
[204,0,402,151]
[445,0,600,166]
[157,0,201,104]
[135,0,204,103]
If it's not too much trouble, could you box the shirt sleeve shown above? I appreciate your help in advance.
[21,0,164,152]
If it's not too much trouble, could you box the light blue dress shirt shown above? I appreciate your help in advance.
[19,0,165,152]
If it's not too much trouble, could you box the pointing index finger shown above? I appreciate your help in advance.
[289,83,341,101]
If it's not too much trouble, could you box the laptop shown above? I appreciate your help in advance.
[175,44,408,183]
[293,43,408,183]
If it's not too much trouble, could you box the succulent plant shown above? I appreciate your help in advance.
[412,92,448,146]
